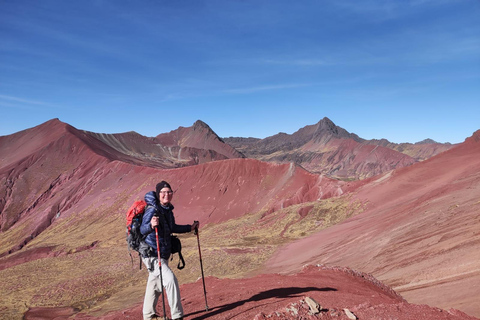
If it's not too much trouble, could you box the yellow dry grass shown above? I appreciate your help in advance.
[0,194,363,319]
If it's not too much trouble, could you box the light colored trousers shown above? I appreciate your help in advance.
[142,256,184,320]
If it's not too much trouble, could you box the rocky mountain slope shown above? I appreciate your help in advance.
[0,119,357,319]
[85,120,243,169]
[266,129,480,317]
[225,117,454,179]
[0,119,477,319]
[156,120,244,160]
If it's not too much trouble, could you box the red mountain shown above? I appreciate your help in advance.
[85,120,243,168]
[266,130,480,317]
[0,119,478,320]
[0,119,349,257]
[368,137,454,161]
[0,119,120,234]
[156,120,244,160]
[225,117,454,179]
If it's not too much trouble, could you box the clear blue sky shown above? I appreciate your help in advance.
[1,0,479,144]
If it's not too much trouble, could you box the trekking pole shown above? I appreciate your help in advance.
[194,221,209,311]
[155,227,167,320]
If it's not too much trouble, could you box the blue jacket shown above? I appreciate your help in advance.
[140,191,191,260]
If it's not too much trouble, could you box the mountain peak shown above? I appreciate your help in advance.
[192,120,221,140]
[193,119,211,130]
[415,138,438,145]
[37,118,67,130]
[315,117,338,134]
[318,116,335,126]
[313,117,362,141]
[155,120,244,159]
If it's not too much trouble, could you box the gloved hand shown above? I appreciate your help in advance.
[191,220,200,232]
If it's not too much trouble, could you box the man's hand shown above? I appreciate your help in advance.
[151,216,159,229]
[191,220,200,232]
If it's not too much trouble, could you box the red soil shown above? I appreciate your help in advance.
[4,121,479,319]
[266,131,480,317]
[25,265,477,320]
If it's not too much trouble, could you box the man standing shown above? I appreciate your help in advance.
[140,180,199,320]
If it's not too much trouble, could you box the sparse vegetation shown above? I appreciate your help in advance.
[0,193,364,319]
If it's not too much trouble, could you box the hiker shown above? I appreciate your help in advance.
[140,180,199,320]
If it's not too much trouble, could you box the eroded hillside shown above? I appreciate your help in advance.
[0,119,477,319]
[225,117,454,180]
[266,130,480,317]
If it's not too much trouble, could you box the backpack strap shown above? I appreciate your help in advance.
[126,238,143,270]
[177,251,185,270]
[126,226,139,270]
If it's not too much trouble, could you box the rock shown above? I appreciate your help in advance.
[286,303,299,316]
[344,308,357,319]
[253,312,266,319]
[305,296,321,314]
[329,308,340,317]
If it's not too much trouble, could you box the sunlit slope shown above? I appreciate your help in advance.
[266,130,480,317]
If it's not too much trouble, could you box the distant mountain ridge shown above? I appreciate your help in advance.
[1,117,454,181]
[84,119,244,168]
[155,120,244,160]
[224,117,454,179]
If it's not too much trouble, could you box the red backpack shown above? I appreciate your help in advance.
[126,200,147,232]
[125,199,185,270]
[126,200,147,268]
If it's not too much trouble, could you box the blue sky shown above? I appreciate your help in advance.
[1,0,479,144]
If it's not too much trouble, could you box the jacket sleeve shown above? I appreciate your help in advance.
[140,206,156,236]
[170,212,192,234]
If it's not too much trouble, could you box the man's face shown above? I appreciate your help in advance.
[158,187,173,206]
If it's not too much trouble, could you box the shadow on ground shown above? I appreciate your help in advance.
[186,286,337,320]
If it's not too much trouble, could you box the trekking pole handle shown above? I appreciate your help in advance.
[194,220,199,235]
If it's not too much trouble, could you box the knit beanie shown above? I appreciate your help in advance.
[156,180,172,198]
